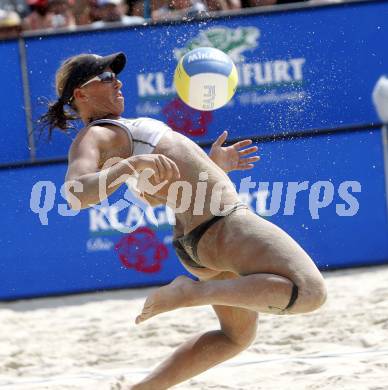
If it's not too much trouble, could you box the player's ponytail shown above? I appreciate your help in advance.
[37,56,81,141]
[38,97,78,140]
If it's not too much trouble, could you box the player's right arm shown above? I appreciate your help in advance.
[64,126,180,210]
[64,126,129,210]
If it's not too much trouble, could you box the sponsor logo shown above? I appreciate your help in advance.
[173,27,260,63]
[115,227,168,273]
[86,237,114,252]
[89,203,175,235]
[135,26,307,119]
[162,98,212,137]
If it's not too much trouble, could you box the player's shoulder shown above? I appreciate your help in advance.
[129,117,172,131]
[70,123,125,154]
[68,125,101,159]
[73,124,111,143]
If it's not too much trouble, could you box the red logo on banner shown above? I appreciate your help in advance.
[115,227,168,273]
[162,98,212,137]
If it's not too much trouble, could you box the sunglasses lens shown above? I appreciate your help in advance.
[100,72,116,82]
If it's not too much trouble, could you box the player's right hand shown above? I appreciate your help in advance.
[131,154,180,184]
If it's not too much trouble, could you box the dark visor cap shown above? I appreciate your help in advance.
[61,52,126,103]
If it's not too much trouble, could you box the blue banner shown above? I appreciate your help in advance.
[1,0,387,299]
[227,129,388,270]
[0,39,30,164]
[24,0,388,159]
[0,162,190,300]
[1,129,387,299]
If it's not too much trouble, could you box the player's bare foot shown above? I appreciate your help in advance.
[135,275,196,324]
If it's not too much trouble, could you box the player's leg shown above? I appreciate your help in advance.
[195,209,327,314]
[132,273,258,390]
[136,210,326,323]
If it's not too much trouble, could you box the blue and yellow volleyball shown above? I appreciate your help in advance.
[174,47,238,111]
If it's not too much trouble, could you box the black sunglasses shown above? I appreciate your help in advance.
[68,71,118,103]
[79,71,118,88]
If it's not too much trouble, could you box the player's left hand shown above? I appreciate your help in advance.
[209,130,260,173]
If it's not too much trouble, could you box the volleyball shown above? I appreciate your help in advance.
[174,47,238,111]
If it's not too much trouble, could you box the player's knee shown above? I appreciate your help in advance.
[224,316,258,349]
[229,331,257,351]
[290,276,327,314]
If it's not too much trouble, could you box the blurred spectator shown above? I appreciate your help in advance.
[128,0,167,19]
[22,0,52,30]
[241,0,275,6]
[0,0,28,16]
[276,0,308,3]
[206,0,241,12]
[309,0,345,3]
[242,0,310,6]
[92,0,144,27]
[152,0,208,21]
[128,0,145,17]
[0,8,22,39]
[72,0,94,25]
[22,0,76,30]
[47,0,76,28]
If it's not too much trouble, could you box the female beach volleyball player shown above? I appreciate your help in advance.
[40,52,327,390]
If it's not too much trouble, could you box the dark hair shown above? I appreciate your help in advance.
[37,55,82,141]
[37,97,78,141]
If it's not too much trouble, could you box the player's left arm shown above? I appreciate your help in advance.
[208,130,260,173]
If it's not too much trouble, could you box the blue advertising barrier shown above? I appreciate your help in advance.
[23,0,388,159]
[0,39,30,164]
[1,0,387,299]
[1,128,387,299]
[0,162,190,300]
[228,129,388,270]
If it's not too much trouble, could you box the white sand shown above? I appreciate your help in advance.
[1,265,388,390]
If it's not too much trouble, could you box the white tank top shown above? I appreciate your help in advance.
[88,117,170,155]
